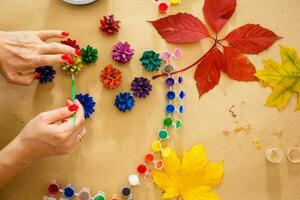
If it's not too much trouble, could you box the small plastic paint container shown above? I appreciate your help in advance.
[287,147,300,164]
[159,2,169,14]
[78,187,91,200]
[166,104,175,114]
[121,186,131,197]
[111,194,120,200]
[93,192,106,200]
[265,147,283,164]
[163,117,173,127]
[63,184,76,199]
[145,153,154,163]
[162,64,174,74]
[137,164,147,174]
[152,141,162,152]
[158,129,169,140]
[165,77,175,87]
[166,90,176,100]
[128,175,140,186]
[47,181,60,196]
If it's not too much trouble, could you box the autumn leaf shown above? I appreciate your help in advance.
[225,24,281,54]
[256,45,300,110]
[152,144,224,200]
[149,13,210,44]
[223,46,257,81]
[194,47,226,96]
[203,0,237,33]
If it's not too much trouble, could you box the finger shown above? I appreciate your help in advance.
[38,43,77,56]
[74,99,85,123]
[8,73,35,86]
[52,100,84,132]
[66,99,73,106]
[62,99,85,127]
[34,54,71,66]
[35,30,69,40]
[42,105,77,124]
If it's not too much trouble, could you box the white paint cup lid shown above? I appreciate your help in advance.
[287,147,300,164]
[265,147,283,164]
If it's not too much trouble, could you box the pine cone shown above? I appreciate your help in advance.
[61,38,80,50]
[99,15,121,35]
[140,50,162,71]
[111,42,134,63]
[35,66,56,84]
[62,57,84,75]
[114,92,135,112]
[81,45,98,64]
[100,64,122,89]
[130,77,152,98]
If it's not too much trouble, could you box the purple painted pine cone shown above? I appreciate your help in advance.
[130,77,152,98]
[111,41,134,63]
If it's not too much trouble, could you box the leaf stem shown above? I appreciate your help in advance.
[152,43,217,79]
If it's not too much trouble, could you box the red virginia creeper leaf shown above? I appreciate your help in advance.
[194,47,226,96]
[223,46,257,81]
[225,24,281,54]
[203,0,237,33]
[149,13,210,44]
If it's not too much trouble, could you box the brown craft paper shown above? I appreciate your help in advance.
[0,0,299,199]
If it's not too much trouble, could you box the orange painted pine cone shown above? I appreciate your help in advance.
[100,64,122,89]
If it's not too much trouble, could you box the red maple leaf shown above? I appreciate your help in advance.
[149,13,210,43]
[203,0,237,33]
[150,0,281,96]
[224,24,282,54]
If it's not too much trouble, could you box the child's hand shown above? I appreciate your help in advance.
[0,30,80,85]
[15,99,86,160]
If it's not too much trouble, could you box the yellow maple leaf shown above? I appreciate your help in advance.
[256,45,300,110]
[152,144,224,200]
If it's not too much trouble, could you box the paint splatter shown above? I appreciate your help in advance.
[252,138,262,150]
[234,124,252,135]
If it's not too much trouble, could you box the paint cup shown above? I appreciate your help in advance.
[287,147,300,164]
[47,180,61,196]
[265,147,283,164]
[93,191,106,200]
[63,184,76,199]
[78,187,91,200]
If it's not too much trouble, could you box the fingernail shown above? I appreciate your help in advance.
[68,104,78,112]
[68,58,75,65]
[62,54,70,60]
[76,49,82,56]
[34,72,41,79]
[62,32,69,37]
